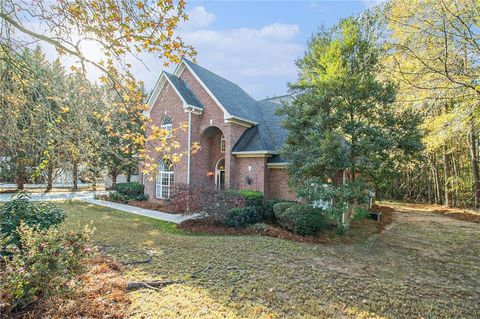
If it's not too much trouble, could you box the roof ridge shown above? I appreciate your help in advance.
[182,58,257,101]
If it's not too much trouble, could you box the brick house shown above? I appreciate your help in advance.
[140,59,296,202]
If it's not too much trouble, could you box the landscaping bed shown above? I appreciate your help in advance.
[179,215,386,245]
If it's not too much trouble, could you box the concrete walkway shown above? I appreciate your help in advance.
[0,191,193,224]
[82,198,192,224]
[0,191,109,202]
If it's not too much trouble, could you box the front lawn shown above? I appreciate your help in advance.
[59,201,480,318]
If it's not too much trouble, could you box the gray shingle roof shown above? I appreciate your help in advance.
[183,59,259,122]
[169,59,291,155]
[232,99,287,153]
[163,71,204,109]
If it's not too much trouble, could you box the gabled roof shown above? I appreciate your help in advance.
[163,72,203,109]
[232,99,287,153]
[148,59,292,156]
[182,59,259,123]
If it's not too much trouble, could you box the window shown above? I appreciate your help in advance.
[220,135,225,153]
[156,159,174,199]
[161,116,172,138]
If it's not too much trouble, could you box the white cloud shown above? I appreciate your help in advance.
[178,20,302,98]
[180,6,215,30]
[34,5,302,98]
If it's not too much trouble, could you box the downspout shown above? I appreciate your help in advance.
[187,109,192,186]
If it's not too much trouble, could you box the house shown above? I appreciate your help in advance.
[139,59,296,202]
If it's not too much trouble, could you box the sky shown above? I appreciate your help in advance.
[135,0,381,99]
[35,1,383,100]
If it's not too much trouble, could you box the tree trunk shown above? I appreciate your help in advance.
[72,160,78,190]
[443,146,452,207]
[15,162,26,190]
[127,167,132,183]
[431,154,441,205]
[111,167,118,187]
[469,123,480,208]
[46,162,54,192]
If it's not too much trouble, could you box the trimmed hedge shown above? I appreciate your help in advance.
[223,206,261,228]
[275,204,325,236]
[232,190,264,208]
[264,199,297,220]
[272,201,297,216]
[112,182,147,201]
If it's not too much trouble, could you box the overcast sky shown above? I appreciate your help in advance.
[41,1,382,100]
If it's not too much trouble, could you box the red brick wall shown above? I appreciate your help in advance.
[267,168,297,200]
[179,68,247,189]
[236,157,268,192]
[142,81,189,202]
[141,64,297,203]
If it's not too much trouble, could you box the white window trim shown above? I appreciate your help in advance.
[161,116,173,139]
[220,135,225,153]
[155,160,174,199]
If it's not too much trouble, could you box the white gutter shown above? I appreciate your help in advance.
[187,110,192,186]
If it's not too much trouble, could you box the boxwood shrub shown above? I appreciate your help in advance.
[232,190,264,208]
[275,204,325,236]
[112,182,147,201]
[272,201,297,216]
[223,206,262,228]
[264,199,297,220]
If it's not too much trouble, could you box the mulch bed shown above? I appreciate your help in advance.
[127,200,179,214]
[96,195,180,214]
[179,209,393,245]
[179,219,333,244]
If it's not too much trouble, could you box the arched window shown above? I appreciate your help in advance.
[156,159,174,199]
[161,116,172,138]
[220,134,225,153]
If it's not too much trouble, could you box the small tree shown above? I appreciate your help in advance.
[280,16,422,233]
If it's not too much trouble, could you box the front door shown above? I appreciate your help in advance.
[216,170,225,190]
[215,158,225,190]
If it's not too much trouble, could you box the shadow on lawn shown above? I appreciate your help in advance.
[58,201,480,319]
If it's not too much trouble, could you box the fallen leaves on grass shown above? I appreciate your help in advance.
[384,202,480,223]
[22,256,131,319]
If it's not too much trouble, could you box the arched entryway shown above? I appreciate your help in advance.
[191,126,226,189]
[215,157,225,190]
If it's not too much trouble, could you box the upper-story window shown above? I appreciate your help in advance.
[220,135,225,153]
[161,116,172,138]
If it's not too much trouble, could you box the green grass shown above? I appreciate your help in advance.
[58,201,480,319]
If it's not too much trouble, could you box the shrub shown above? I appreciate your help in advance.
[223,206,261,228]
[0,193,66,250]
[233,190,264,208]
[181,187,247,224]
[108,191,128,203]
[275,204,325,236]
[170,184,203,213]
[0,223,95,313]
[112,182,146,201]
[264,199,297,220]
[272,201,297,216]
